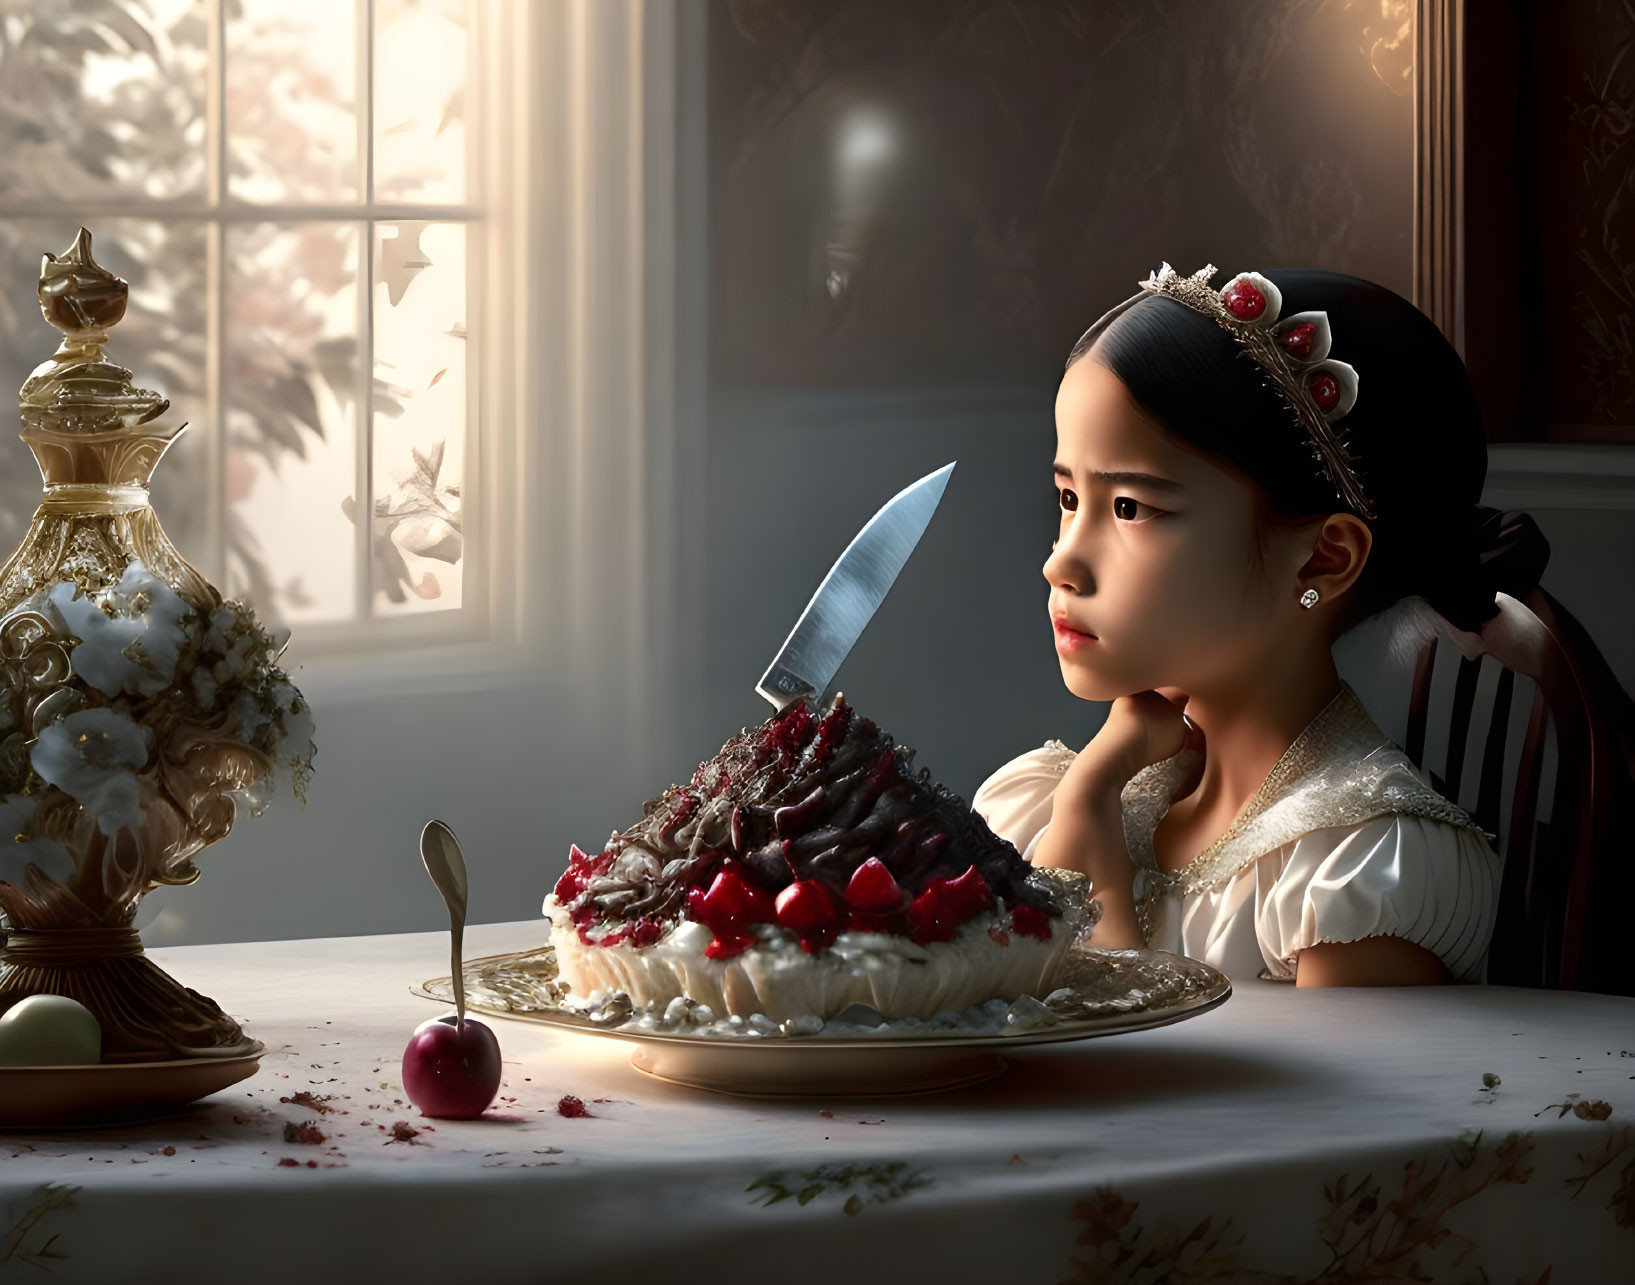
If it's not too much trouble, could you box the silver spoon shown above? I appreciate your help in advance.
[419,818,470,1030]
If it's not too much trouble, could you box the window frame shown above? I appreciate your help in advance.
[0,1,705,743]
[0,0,492,658]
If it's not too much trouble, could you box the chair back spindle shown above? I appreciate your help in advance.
[1403,588,1634,995]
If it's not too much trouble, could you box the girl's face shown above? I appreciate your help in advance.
[1044,357,1300,703]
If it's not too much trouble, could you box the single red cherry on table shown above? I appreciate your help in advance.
[406,818,503,1118]
[402,1013,503,1119]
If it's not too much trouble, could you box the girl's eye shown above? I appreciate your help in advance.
[1112,496,1157,521]
[1057,487,1078,513]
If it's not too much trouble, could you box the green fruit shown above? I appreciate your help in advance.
[0,994,103,1067]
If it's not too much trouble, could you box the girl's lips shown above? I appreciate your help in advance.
[1052,619,1096,652]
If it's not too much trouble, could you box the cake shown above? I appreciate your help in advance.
[542,694,1090,1023]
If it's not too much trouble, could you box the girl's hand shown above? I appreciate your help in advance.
[1060,687,1203,808]
[1035,688,1203,900]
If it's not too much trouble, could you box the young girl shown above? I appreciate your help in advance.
[972,263,1549,988]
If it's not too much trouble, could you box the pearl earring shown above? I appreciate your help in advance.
[1299,588,1320,609]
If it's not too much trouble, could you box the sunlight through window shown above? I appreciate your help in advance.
[0,0,475,643]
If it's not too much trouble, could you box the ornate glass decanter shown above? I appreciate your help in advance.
[0,229,313,1062]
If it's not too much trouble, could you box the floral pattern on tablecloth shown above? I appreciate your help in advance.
[747,1160,932,1217]
[0,1183,77,1273]
[1064,1109,1635,1285]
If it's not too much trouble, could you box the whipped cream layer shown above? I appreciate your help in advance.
[542,890,1088,1022]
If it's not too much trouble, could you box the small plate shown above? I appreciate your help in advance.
[414,947,1231,1097]
[0,1045,264,1129]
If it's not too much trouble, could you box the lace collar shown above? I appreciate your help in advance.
[1112,682,1488,944]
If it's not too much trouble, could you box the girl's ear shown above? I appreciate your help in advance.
[1294,513,1372,604]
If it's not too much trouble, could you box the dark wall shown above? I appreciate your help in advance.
[708,0,1416,391]
[1465,0,1635,444]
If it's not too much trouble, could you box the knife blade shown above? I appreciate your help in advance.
[756,461,955,712]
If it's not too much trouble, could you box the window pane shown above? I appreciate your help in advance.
[0,220,209,566]
[226,222,360,624]
[227,0,360,204]
[370,221,464,614]
[374,0,467,203]
[0,0,207,203]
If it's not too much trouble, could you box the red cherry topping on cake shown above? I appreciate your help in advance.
[844,857,905,913]
[1222,278,1267,320]
[1279,322,1317,360]
[775,879,840,934]
[688,865,775,929]
[906,885,959,944]
[554,869,585,904]
[686,862,776,958]
[776,879,843,954]
[939,865,994,918]
[1011,904,1052,940]
[704,931,758,960]
[906,865,994,945]
[1309,372,1340,411]
[554,844,604,902]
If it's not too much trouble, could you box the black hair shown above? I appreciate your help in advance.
[1066,268,1542,634]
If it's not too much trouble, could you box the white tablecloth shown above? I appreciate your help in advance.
[2,922,1631,1284]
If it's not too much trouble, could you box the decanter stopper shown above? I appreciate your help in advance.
[18,227,181,488]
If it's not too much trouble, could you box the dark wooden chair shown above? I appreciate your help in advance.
[1405,587,1635,995]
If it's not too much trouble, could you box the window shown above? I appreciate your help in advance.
[0,0,477,651]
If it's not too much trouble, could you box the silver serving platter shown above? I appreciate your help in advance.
[413,944,1231,1098]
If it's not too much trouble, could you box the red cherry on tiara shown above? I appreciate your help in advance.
[1280,323,1317,360]
[1309,372,1340,411]
[1221,279,1267,320]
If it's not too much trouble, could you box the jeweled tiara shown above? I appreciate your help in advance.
[1138,262,1374,519]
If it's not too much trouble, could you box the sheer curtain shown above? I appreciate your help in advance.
[123,0,708,946]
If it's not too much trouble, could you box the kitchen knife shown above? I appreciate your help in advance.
[755,461,955,712]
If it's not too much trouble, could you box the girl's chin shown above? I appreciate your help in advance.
[1058,661,1135,705]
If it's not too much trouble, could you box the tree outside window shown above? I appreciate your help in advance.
[0,0,474,645]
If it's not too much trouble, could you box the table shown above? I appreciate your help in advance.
[2,922,1631,1284]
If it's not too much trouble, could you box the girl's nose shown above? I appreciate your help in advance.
[1043,538,1091,595]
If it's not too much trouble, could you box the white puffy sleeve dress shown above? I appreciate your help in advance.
[972,683,1502,984]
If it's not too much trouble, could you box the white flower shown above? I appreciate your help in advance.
[191,667,218,710]
[280,697,317,804]
[280,696,316,761]
[230,688,271,743]
[47,560,192,698]
[270,678,299,714]
[203,605,237,655]
[0,793,74,888]
[31,708,153,838]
